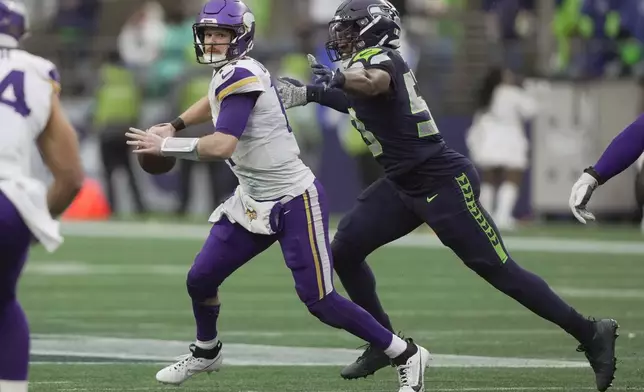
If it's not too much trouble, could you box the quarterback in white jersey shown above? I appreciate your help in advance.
[126,1,425,390]
[0,1,84,391]
[208,57,314,199]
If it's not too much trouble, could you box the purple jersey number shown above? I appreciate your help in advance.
[0,70,31,117]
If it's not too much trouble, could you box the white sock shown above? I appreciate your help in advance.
[479,182,495,214]
[496,182,519,224]
[383,335,407,358]
[195,338,219,350]
[0,380,28,392]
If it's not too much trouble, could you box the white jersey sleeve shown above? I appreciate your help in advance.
[211,61,266,103]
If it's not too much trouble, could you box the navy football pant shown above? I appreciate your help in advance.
[333,164,594,344]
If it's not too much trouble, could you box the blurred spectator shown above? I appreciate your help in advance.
[92,51,147,215]
[580,0,643,77]
[279,49,323,174]
[403,0,463,113]
[118,2,165,72]
[484,0,535,73]
[54,0,101,95]
[466,66,537,230]
[148,5,193,97]
[170,66,238,216]
[25,0,58,26]
[244,0,272,42]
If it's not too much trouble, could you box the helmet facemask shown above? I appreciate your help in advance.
[193,24,243,67]
[325,19,366,63]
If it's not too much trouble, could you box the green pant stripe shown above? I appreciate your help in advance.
[455,173,508,263]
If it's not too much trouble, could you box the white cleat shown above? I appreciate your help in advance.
[396,343,431,392]
[156,342,223,386]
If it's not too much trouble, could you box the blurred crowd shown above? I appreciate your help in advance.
[19,0,644,219]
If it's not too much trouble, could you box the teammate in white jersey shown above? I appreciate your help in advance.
[125,1,429,390]
[0,2,84,391]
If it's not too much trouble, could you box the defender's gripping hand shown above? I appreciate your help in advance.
[276,77,307,109]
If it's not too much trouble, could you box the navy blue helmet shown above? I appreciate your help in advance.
[325,0,402,62]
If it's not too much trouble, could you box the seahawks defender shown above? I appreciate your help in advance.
[277,1,619,390]
[0,1,84,391]
[126,1,430,391]
[570,113,644,224]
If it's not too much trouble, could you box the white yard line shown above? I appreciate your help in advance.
[59,221,644,255]
[30,334,588,369]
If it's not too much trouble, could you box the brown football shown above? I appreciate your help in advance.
[137,153,176,175]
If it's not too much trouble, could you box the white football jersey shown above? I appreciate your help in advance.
[209,57,315,200]
[0,46,63,251]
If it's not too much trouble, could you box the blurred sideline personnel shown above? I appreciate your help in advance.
[93,50,147,215]
[278,1,618,390]
[170,66,238,216]
[125,1,431,391]
[570,114,644,227]
[0,1,84,391]
[467,66,537,230]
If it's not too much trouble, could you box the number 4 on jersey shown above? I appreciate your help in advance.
[0,70,31,117]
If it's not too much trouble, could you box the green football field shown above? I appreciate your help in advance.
[20,221,644,391]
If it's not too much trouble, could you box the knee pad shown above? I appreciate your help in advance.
[186,268,219,302]
[306,291,344,329]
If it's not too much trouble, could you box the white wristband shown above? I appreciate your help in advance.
[160,137,200,161]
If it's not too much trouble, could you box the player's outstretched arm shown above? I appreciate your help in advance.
[37,93,85,217]
[335,67,391,97]
[592,114,644,183]
[145,96,213,139]
[127,93,258,161]
[308,54,390,97]
[177,95,212,128]
[151,95,213,137]
[276,76,351,113]
[569,114,644,223]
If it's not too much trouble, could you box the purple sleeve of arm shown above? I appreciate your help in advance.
[48,67,61,84]
[215,92,261,138]
[593,114,644,183]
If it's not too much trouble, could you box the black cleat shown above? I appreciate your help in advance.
[576,318,619,391]
[340,344,392,379]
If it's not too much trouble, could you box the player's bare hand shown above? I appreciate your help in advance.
[126,127,164,156]
[569,172,599,224]
[147,123,176,138]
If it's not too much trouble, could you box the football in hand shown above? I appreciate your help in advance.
[137,153,176,175]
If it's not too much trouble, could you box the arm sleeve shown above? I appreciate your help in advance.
[306,85,350,113]
[593,114,644,183]
[215,92,261,139]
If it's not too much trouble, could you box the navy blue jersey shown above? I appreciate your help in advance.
[344,46,469,195]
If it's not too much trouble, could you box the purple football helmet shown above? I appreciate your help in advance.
[193,0,256,67]
[0,0,28,42]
